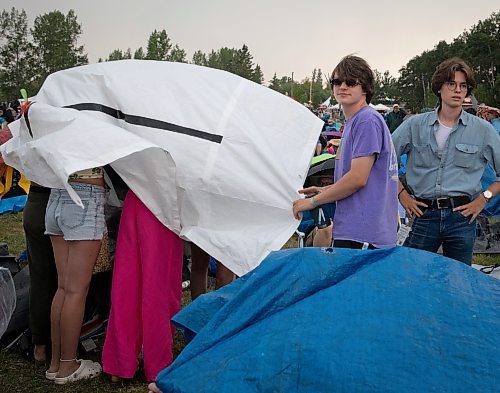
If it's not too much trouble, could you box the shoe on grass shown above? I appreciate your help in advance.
[54,359,101,384]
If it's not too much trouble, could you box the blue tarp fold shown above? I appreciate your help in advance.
[158,247,499,393]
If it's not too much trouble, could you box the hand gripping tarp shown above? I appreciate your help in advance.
[0,60,322,276]
[158,247,500,393]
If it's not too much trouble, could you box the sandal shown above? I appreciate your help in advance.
[45,370,57,381]
[54,359,101,385]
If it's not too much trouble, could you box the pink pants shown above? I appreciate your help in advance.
[102,191,183,381]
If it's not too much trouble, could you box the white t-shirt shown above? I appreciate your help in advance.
[435,121,453,156]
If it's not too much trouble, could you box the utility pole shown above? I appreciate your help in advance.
[309,78,313,105]
[421,73,426,108]
[291,72,294,99]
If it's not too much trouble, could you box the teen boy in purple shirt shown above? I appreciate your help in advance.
[293,55,398,249]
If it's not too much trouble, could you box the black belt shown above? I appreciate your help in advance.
[416,196,470,210]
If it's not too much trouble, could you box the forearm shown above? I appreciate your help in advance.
[485,181,500,199]
[313,171,365,205]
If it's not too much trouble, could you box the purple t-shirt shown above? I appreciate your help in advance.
[333,106,398,247]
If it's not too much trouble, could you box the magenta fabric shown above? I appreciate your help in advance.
[102,191,183,381]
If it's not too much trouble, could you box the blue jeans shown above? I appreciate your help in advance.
[403,208,477,265]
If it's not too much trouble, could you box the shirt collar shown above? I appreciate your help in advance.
[428,108,470,126]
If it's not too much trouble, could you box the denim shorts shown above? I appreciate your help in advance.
[45,182,106,241]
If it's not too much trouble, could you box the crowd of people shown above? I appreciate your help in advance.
[1,55,500,392]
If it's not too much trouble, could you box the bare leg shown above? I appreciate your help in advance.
[190,244,209,300]
[148,382,162,393]
[56,240,101,378]
[215,261,235,290]
[34,344,47,363]
[47,235,69,374]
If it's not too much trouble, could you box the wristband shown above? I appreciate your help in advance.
[310,196,316,207]
[398,188,406,198]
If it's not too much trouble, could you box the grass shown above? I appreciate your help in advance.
[0,212,499,392]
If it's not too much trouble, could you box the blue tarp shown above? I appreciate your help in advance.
[0,195,27,215]
[481,164,500,217]
[158,247,499,393]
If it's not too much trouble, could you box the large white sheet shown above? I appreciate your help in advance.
[1,60,322,276]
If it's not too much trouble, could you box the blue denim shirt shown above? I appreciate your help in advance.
[392,109,500,199]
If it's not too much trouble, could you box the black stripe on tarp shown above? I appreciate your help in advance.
[23,102,34,138]
[64,103,223,144]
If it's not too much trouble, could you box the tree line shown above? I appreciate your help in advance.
[1,7,498,110]
[398,10,500,110]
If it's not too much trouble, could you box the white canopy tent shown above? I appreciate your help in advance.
[374,103,391,112]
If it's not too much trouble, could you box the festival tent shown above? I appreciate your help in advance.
[0,60,323,276]
[374,103,390,112]
[157,247,499,392]
[320,97,331,107]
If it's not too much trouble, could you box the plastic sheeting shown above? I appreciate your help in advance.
[0,267,16,339]
[158,247,500,393]
[0,60,322,276]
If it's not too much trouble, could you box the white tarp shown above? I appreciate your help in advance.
[1,60,322,276]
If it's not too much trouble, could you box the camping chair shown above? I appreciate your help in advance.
[295,154,336,248]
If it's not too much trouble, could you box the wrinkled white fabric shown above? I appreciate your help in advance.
[1,60,322,275]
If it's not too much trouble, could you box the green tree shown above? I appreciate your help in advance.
[191,50,207,66]
[168,44,186,62]
[134,47,145,60]
[462,12,500,105]
[373,69,400,104]
[107,49,126,61]
[198,45,263,83]
[397,11,500,110]
[146,29,172,60]
[253,64,264,84]
[0,8,34,100]
[30,9,87,92]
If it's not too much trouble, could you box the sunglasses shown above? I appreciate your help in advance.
[329,78,361,88]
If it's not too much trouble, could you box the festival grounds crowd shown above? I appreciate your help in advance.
[0,55,499,392]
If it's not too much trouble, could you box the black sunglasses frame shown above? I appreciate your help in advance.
[329,78,362,89]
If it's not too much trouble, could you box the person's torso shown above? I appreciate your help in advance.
[404,111,497,199]
[334,107,398,247]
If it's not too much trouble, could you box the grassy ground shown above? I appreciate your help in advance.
[0,212,499,392]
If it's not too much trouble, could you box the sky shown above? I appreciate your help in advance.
[1,0,498,83]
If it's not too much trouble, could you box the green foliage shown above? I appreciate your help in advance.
[192,50,208,66]
[146,29,172,60]
[194,44,264,84]
[106,48,132,61]
[105,29,186,64]
[268,69,331,106]
[398,11,500,111]
[373,69,400,104]
[30,10,88,93]
[0,8,34,101]
[133,47,145,60]
[169,44,187,63]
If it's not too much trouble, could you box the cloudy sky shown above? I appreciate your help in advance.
[1,0,498,83]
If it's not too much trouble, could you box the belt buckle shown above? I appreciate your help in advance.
[436,198,448,209]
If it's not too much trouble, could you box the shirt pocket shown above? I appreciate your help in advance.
[412,144,434,168]
[454,143,479,169]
